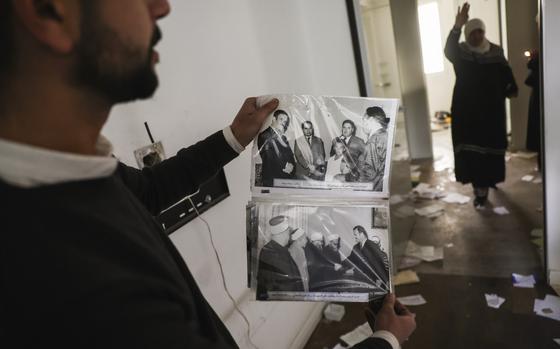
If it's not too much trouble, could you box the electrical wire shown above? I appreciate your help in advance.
[187,196,260,349]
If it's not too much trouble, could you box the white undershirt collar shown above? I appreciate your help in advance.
[0,135,118,188]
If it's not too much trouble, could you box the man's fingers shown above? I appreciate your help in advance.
[394,300,413,316]
[256,98,279,118]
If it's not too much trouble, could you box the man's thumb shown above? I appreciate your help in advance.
[382,293,396,309]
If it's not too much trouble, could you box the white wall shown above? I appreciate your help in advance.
[102,1,359,348]
[542,0,560,286]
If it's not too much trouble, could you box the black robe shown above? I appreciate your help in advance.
[257,127,296,187]
[346,240,390,288]
[525,54,542,169]
[256,240,303,300]
[444,29,518,187]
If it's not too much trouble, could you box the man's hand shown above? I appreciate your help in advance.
[454,3,470,29]
[230,97,279,147]
[365,294,416,345]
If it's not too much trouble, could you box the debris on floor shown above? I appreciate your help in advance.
[394,205,415,218]
[398,256,423,270]
[412,183,444,200]
[534,295,560,321]
[393,270,420,286]
[493,206,510,215]
[405,241,444,262]
[339,322,373,347]
[441,192,471,204]
[323,303,345,322]
[530,228,544,238]
[485,294,506,309]
[522,175,535,182]
[397,294,427,306]
[390,194,406,205]
[415,204,445,218]
[512,273,536,288]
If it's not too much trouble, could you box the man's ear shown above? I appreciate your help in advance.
[12,0,76,54]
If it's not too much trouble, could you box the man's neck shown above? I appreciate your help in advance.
[0,77,112,155]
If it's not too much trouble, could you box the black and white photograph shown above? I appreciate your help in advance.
[248,202,392,302]
[251,95,398,199]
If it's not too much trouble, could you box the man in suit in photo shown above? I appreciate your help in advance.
[257,109,296,187]
[294,121,326,181]
[345,225,390,289]
[256,215,303,300]
[359,107,390,191]
[330,119,365,182]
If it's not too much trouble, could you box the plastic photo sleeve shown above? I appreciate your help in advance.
[251,95,398,200]
[247,202,392,302]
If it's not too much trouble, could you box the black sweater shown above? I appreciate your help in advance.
[0,131,239,348]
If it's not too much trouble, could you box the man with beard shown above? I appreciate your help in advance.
[0,1,414,348]
[257,109,296,187]
[257,216,303,299]
[0,1,279,347]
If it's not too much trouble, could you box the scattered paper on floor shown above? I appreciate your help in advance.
[493,207,510,215]
[415,204,445,218]
[485,294,506,309]
[412,183,444,200]
[405,241,444,262]
[410,165,421,171]
[534,295,560,322]
[533,177,543,184]
[393,270,420,286]
[394,205,415,218]
[332,344,346,349]
[554,338,560,346]
[398,256,423,270]
[340,322,373,347]
[531,229,544,237]
[512,273,536,288]
[531,238,544,248]
[445,243,454,248]
[522,175,535,182]
[390,194,406,205]
[397,294,427,306]
[442,192,471,204]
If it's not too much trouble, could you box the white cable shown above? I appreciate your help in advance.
[187,197,260,349]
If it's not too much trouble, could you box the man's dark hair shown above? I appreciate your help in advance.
[365,106,386,118]
[353,225,367,237]
[273,109,289,119]
[364,106,389,128]
[0,0,14,80]
[301,120,315,130]
[342,119,356,136]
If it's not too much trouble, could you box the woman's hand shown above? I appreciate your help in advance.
[455,3,470,29]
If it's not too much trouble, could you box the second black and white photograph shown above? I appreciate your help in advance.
[251,95,398,199]
[248,202,392,302]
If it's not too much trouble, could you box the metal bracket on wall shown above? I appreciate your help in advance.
[157,170,230,234]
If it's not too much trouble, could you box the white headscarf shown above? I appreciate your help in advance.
[464,18,490,54]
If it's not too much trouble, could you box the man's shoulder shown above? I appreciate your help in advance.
[351,136,366,145]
